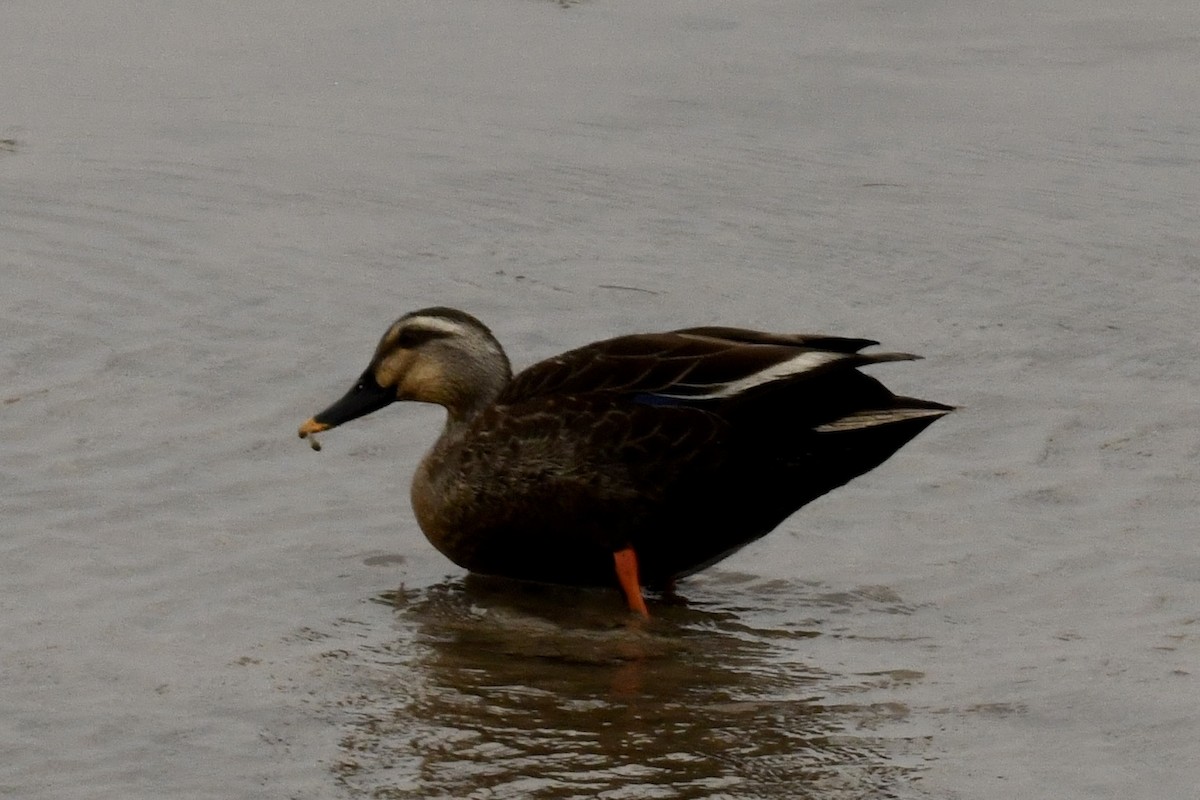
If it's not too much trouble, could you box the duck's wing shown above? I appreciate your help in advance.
[498,327,918,408]
[479,328,950,594]
[671,327,878,352]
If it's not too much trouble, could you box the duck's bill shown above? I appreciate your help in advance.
[298,371,394,440]
[298,417,330,438]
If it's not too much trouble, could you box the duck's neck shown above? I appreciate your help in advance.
[417,365,505,528]
[438,350,511,429]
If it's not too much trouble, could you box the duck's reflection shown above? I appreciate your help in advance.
[334,573,924,799]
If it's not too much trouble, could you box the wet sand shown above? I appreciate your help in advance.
[3,1,1198,798]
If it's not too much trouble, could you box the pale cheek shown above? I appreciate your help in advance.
[397,361,445,403]
[375,351,413,389]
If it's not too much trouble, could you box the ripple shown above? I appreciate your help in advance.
[324,574,929,798]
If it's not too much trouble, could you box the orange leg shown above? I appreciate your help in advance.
[613,546,650,617]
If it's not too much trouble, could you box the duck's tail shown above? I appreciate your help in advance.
[814,397,955,433]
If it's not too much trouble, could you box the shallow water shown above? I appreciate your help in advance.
[327,574,927,799]
[4,1,1199,798]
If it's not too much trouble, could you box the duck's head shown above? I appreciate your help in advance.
[298,307,512,442]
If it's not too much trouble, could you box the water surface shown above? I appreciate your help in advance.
[3,1,1198,798]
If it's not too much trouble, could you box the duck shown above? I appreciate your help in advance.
[298,307,952,617]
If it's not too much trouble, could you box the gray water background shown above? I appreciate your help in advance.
[3,1,1198,797]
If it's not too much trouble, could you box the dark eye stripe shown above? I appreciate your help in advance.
[393,326,455,348]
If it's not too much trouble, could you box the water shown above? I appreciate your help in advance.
[3,1,1199,798]
[330,576,923,799]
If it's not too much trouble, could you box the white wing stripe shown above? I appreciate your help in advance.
[658,351,846,400]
